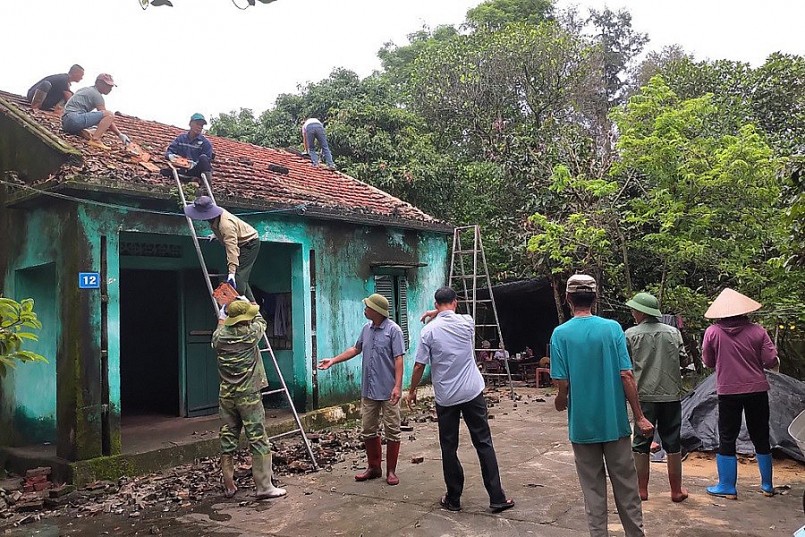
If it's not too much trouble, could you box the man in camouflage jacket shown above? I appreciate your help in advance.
[212,299,286,500]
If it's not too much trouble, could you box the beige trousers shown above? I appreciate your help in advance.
[361,397,401,442]
[572,436,645,537]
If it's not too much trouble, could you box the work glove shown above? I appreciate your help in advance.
[227,273,237,289]
[167,153,178,162]
[202,234,216,242]
[235,295,249,302]
[218,304,228,320]
[119,133,131,145]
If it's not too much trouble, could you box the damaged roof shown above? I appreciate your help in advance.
[0,90,449,232]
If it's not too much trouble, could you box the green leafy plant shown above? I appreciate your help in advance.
[0,297,47,378]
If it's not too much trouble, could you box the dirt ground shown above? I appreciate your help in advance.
[3,387,804,537]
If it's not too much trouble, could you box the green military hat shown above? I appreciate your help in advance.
[363,293,390,318]
[626,292,662,317]
[224,299,259,326]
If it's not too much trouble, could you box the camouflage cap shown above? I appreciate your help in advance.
[566,274,597,294]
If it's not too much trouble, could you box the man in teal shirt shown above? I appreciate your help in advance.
[625,292,689,503]
[551,274,653,537]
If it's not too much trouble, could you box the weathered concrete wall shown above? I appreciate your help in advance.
[1,189,449,460]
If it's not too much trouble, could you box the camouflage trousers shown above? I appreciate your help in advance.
[219,392,270,457]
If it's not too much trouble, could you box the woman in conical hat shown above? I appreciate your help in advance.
[701,288,779,500]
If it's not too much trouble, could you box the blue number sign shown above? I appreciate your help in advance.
[78,272,101,289]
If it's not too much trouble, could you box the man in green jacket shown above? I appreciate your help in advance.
[212,299,286,500]
[625,292,689,503]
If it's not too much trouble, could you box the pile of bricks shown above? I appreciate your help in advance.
[22,467,52,494]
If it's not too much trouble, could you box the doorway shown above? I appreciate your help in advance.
[120,269,180,417]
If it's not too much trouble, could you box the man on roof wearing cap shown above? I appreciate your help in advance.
[184,196,260,303]
[164,113,215,183]
[318,293,405,485]
[410,287,515,513]
[550,274,653,537]
[213,298,287,500]
[702,288,779,500]
[625,292,689,503]
[301,117,336,170]
[27,64,84,111]
[61,73,130,150]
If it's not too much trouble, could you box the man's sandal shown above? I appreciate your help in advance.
[489,499,515,513]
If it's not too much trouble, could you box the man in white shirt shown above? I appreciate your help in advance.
[301,117,336,169]
[407,287,514,513]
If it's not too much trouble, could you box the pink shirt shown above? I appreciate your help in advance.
[702,317,778,395]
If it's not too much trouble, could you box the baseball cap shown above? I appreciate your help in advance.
[566,274,597,294]
[190,113,207,125]
[96,73,116,86]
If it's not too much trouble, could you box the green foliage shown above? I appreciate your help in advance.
[465,0,554,31]
[0,297,47,378]
[611,76,790,324]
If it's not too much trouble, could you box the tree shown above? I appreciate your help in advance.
[611,77,786,328]
[465,0,554,31]
[0,297,46,378]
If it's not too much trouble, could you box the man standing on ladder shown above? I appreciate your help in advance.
[184,196,260,302]
[213,298,287,500]
[317,294,405,485]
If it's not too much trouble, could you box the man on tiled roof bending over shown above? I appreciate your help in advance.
[28,64,84,111]
[163,113,215,184]
[61,73,130,151]
[301,117,336,170]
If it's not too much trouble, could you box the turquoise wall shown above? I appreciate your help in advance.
[1,193,449,456]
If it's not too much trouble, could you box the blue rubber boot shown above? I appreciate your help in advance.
[706,454,738,499]
[757,453,774,496]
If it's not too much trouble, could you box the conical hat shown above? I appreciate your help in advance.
[704,288,762,319]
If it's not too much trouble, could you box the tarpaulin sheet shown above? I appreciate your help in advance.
[680,372,805,461]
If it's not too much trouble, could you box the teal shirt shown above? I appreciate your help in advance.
[550,315,632,444]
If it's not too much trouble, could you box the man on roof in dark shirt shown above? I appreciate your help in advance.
[28,64,85,111]
[163,113,214,183]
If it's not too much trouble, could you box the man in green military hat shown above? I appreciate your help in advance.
[625,292,689,503]
[317,293,406,485]
[213,298,287,500]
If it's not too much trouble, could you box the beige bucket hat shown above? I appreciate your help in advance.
[704,288,762,319]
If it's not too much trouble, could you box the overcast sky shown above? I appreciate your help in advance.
[1,0,803,128]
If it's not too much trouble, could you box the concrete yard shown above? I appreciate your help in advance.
[5,388,804,537]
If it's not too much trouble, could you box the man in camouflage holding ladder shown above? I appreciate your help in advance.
[213,298,287,500]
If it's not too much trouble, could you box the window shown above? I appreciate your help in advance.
[374,274,409,349]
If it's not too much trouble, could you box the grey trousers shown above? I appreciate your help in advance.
[571,436,645,537]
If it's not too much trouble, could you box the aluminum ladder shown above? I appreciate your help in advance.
[171,166,319,470]
[448,225,514,399]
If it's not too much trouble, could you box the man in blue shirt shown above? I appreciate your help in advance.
[550,274,653,537]
[409,287,514,513]
[164,113,214,183]
[318,293,405,485]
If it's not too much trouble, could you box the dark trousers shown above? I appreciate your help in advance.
[237,238,260,302]
[718,391,770,456]
[436,392,506,506]
[632,401,682,454]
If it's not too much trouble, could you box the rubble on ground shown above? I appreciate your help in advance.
[0,428,364,529]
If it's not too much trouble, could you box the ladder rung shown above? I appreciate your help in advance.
[452,275,481,279]
[475,348,504,351]
[268,428,301,441]
[453,250,477,254]
[262,388,286,396]
[476,324,499,327]
[458,299,492,303]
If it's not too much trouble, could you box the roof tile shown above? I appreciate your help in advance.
[0,90,444,229]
